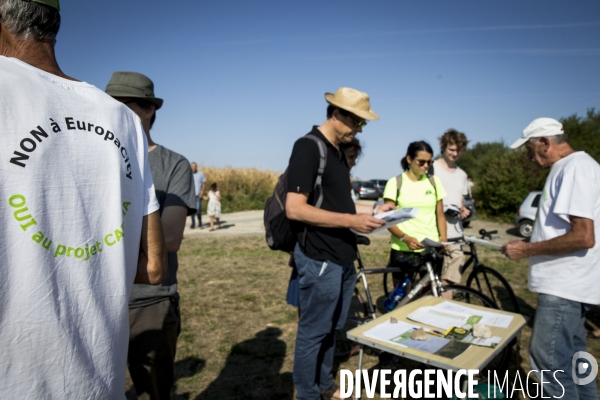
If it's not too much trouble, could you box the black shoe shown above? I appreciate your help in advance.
[190,225,195,229]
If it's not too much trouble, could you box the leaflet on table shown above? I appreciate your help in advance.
[355,208,418,235]
[460,333,503,348]
[433,301,513,329]
[362,319,450,354]
[463,236,503,250]
[407,306,483,331]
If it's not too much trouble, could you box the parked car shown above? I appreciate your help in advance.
[352,181,381,200]
[514,191,542,238]
[369,179,388,194]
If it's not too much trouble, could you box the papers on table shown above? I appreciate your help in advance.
[463,236,502,250]
[433,301,514,329]
[407,301,513,330]
[357,208,418,235]
[363,319,451,354]
[461,333,503,348]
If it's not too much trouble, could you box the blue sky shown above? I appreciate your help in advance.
[57,1,600,180]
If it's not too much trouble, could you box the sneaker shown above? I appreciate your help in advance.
[190,225,195,229]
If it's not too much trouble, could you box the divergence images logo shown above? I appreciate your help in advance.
[572,351,598,386]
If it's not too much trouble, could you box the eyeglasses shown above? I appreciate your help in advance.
[415,159,433,166]
[338,109,367,128]
[349,115,368,128]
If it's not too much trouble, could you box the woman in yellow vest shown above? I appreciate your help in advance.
[382,141,447,283]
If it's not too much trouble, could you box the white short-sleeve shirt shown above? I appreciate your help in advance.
[528,151,600,304]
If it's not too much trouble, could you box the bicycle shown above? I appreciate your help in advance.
[382,229,521,314]
[335,236,503,362]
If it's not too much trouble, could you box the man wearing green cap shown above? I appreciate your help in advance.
[0,1,166,399]
[106,71,196,400]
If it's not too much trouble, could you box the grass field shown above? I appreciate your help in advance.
[125,234,600,400]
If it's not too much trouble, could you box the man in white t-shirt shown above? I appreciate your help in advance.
[0,1,167,399]
[502,117,600,400]
[433,129,470,294]
[190,162,206,228]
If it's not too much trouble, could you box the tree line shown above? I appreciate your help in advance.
[457,108,600,222]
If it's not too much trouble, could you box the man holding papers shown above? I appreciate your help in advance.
[502,118,600,400]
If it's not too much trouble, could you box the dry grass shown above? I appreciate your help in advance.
[197,166,279,214]
[125,234,600,400]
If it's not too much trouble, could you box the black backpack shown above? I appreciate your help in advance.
[264,134,327,252]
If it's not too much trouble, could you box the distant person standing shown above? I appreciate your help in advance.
[466,177,474,199]
[432,129,470,292]
[205,182,222,231]
[106,71,196,400]
[190,162,206,229]
[502,117,600,400]
[0,2,166,398]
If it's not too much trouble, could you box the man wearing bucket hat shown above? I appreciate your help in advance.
[0,1,167,398]
[502,117,600,399]
[106,71,196,400]
[286,87,393,400]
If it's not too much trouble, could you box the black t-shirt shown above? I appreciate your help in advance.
[286,127,357,265]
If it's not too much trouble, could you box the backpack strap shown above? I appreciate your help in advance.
[303,134,327,209]
[301,134,328,247]
[395,173,403,206]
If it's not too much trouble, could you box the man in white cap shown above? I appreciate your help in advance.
[0,1,166,398]
[286,87,393,400]
[502,117,600,399]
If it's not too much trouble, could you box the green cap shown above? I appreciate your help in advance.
[23,0,60,11]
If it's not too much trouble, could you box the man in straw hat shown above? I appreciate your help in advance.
[0,1,166,398]
[106,71,196,400]
[286,87,393,399]
[502,117,600,399]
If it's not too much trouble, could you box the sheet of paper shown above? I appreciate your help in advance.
[460,333,503,348]
[407,306,480,330]
[362,319,451,354]
[433,301,514,329]
[354,208,419,235]
[463,236,502,250]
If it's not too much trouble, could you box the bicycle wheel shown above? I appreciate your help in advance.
[467,265,521,314]
[440,285,512,373]
[334,286,369,359]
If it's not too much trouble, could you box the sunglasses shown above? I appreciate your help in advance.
[349,115,368,128]
[414,159,433,166]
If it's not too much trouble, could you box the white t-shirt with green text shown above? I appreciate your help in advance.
[0,57,159,399]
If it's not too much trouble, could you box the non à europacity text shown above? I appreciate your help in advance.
[9,117,134,180]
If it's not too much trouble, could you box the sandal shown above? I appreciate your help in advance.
[321,384,354,400]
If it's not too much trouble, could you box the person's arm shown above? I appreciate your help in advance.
[286,192,385,233]
[384,198,424,250]
[501,215,595,260]
[436,199,448,243]
[135,211,167,284]
[355,202,396,215]
[199,181,206,198]
[216,190,221,201]
[160,205,188,253]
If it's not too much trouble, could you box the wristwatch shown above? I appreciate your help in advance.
[372,203,377,216]
[399,233,406,242]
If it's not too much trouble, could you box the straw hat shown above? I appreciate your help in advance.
[105,72,163,110]
[325,87,379,121]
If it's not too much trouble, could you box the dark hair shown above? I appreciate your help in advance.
[327,105,353,119]
[0,0,60,43]
[210,183,217,191]
[341,137,362,164]
[439,128,469,153]
[401,141,434,170]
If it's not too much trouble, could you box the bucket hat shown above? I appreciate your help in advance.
[510,117,563,149]
[105,72,163,110]
[23,0,60,10]
[325,87,379,121]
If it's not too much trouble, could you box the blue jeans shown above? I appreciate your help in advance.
[529,294,599,400]
[293,244,356,400]
[191,197,202,227]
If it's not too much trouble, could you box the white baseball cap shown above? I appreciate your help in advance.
[510,117,564,149]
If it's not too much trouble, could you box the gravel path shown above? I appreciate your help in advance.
[183,208,523,245]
